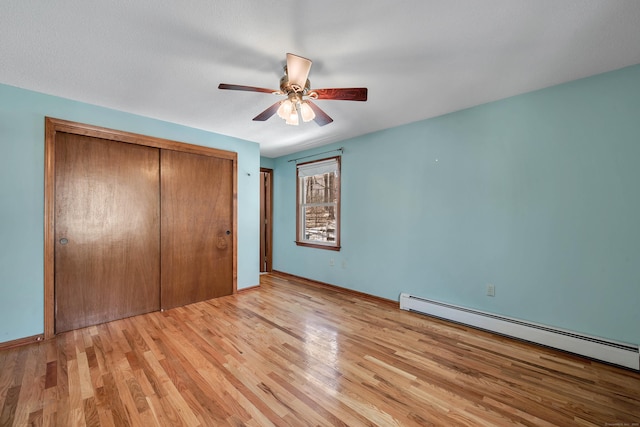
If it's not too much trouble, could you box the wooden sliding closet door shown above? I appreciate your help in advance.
[54,133,160,333]
[160,150,234,309]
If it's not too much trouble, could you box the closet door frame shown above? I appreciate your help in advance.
[44,117,238,339]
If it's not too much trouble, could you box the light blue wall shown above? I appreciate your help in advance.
[260,156,275,169]
[272,64,640,345]
[0,83,261,344]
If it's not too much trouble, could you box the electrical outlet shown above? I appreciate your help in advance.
[487,284,495,297]
[341,260,347,269]
[329,258,334,267]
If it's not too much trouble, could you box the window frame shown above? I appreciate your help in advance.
[295,156,341,251]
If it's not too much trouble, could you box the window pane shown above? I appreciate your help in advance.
[302,173,337,204]
[303,205,337,242]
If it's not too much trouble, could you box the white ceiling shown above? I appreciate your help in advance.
[2,1,640,158]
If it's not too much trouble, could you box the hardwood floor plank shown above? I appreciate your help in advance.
[1,272,639,426]
[44,361,57,391]
[27,407,43,427]
[157,357,227,425]
[82,397,99,427]
[141,352,198,427]
[0,350,18,404]
[14,345,45,426]
[0,385,21,426]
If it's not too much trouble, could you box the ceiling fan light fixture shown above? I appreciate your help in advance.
[300,101,316,122]
[277,99,292,119]
[285,104,299,125]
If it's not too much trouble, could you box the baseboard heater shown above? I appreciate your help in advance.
[399,293,639,370]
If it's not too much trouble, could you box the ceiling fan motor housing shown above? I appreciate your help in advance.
[280,72,311,95]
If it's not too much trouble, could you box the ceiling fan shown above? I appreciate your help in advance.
[218,53,368,126]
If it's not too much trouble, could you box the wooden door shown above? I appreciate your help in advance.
[54,133,160,333]
[160,150,234,309]
[259,168,273,272]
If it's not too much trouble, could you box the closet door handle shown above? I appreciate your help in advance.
[226,230,231,235]
[59,238,69,245]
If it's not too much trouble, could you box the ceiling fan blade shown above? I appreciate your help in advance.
[218,83,277,94]
[306,101,334,126]
[252,101,281,122]
[286,53,312,90]
[312,88,368,101]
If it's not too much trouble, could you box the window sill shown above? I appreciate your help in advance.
[295,241,341,251]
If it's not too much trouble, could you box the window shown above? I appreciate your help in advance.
[296,156,340,250]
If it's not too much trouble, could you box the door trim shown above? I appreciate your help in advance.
[44,117,238,339]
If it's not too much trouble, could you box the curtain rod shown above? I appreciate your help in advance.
[288,147,344,163]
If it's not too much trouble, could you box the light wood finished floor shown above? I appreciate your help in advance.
[1,273,639,426]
